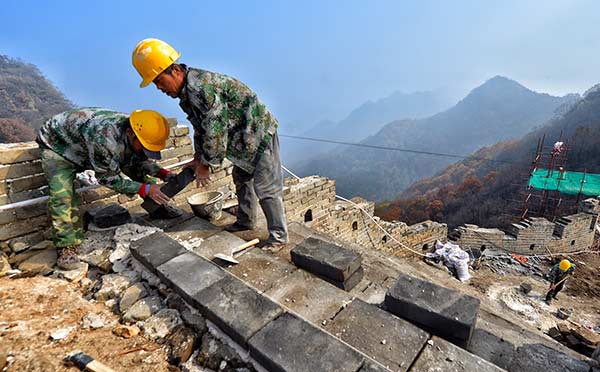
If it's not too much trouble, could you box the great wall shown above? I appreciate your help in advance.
[1,120,599,372]
[1,122,597,260]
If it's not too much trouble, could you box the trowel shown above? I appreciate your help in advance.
[214,238,260,264]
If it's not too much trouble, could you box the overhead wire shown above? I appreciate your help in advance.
[279,134,520,165]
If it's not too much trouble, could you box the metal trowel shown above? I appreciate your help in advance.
[214,238,260,264]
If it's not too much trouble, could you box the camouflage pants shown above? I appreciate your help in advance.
[40,147,84,248]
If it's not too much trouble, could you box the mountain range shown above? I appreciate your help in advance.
[0,55,73,142]
[293,76,578,201]
[377,83,600,229]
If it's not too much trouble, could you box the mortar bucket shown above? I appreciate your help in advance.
[187,191,223,220]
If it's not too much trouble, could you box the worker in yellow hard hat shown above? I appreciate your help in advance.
[36,108,174,269]
[544,259,575,304]
[132,38,289,250]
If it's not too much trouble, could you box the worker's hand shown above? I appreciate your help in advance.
[164,172,177,183]
[184,159,211,187]
[148,184,170,205]
[550,284,556,290]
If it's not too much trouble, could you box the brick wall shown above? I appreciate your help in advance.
[282,176,447,257]
[0,122,236,255]
[450,211,598,255]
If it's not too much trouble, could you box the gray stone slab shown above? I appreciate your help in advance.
[130,231,188,273]
[264,269,354,325]
[227,247,297,293]
[164,217,221,242]
[156,252,226,304]
[193,275,283,346]
[319,266,365,292]
[248,312,364,372]
[359,360,392,372]
[146,211,196,231]
[468,328,515,370]
[410,336,505,372]
[291,237,362,281]
[192,231,247,262]
[84,203,131,228]
[508,343,589,372]
[385,274,480,347]
[327,299,428,372]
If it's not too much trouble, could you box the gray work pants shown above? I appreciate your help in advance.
[232,133,288,244]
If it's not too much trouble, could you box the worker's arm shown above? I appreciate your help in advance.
[92,145,170,204]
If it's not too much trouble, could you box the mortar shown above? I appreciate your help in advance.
[187,191,223,220]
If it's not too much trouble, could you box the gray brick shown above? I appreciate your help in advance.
[320,266,364,291]
[508,343,589,372]
[291,237,362,281]
[248,312,364,372]
[410,336,505,372]
[84,203,131,228]
[130,231,188,273]
[156,252,225,303]
[385,274,479,348]
[327,299,428,372]
[193,275,283,346]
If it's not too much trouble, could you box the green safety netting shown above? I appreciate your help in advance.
[528,169,600,196]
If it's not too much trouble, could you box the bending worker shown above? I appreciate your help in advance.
[37,108,173,269]
[132,38,288,250]
[545,259,575,304]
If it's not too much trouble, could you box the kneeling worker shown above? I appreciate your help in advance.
[545,259,575,304]
[37,108,173,269]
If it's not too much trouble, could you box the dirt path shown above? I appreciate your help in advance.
[0,276,171,372]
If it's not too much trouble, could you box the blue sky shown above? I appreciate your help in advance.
[2,0,600,130]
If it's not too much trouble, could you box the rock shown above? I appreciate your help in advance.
[520,283,532,294]
[10,241,29,253]
[0,350,7,370]
[30,240,53,250]
[0,254,11,277]
[50,326,74,340]
[54,262,88,282]
[166,326,197,365]
[113,324,140,338]
[82,312,106,329]
[166,292,188,312]
[120,283,148,313]
[196,333,250,371]
[95,274,135,301]
[121,269,141,283]
[180,308,208,335]
[80,248,112,271]
[18,249,57,275]
[572,326,600,346]
[142,309,182,340]
[123,296,163,322]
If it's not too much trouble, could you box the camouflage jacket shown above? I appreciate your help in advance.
[178,65,278,173]
[37,108,162,196]
[546,262,575,283]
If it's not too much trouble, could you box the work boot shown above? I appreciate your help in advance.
[259,240,286,253]
[149,204,183,219]
[57,245,81,270]
[224,222,255,233]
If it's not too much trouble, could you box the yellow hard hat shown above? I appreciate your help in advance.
[132,38,181,88]
[129,110,169,159]
[559,259,571,271]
